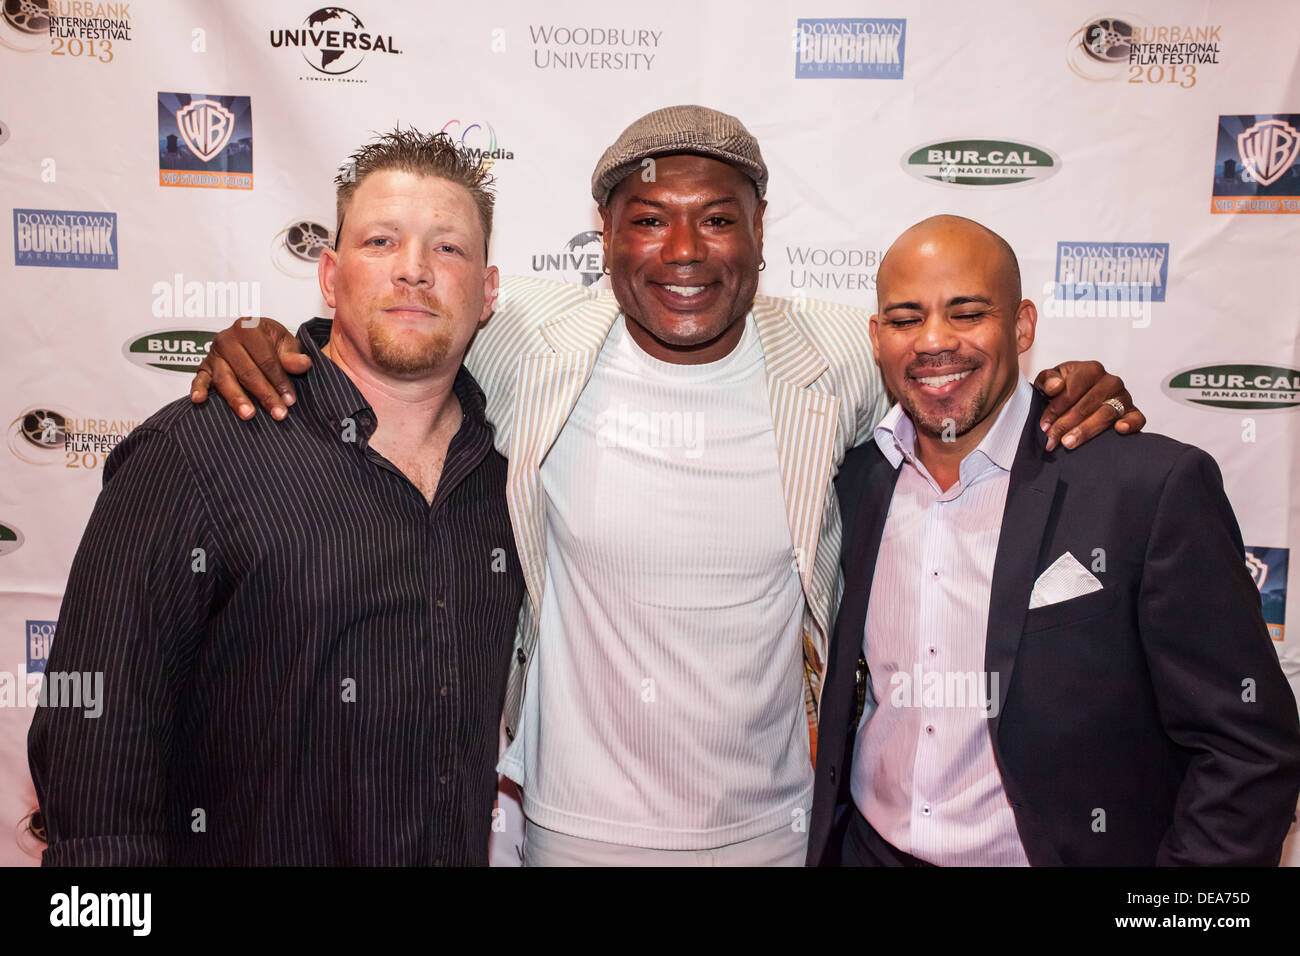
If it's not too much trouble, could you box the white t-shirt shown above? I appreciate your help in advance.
[500,313,812,849]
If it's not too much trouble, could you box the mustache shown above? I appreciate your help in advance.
[375,293,445,314]
[906,354,979,374]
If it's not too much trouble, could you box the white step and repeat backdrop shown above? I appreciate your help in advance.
[1,1,1298,866]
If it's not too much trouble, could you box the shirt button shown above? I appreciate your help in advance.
[439,774,448,785]
[516,648,526,665]
[921,805,932,816]
[439,685,449,697]
[435,596,446,609]
[927,646,937,656]
[433,857,442,866]
[925,725,934,735]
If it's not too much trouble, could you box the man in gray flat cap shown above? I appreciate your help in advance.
[189,106,1142,865]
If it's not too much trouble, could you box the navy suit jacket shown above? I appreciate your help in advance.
[808,392,1300,866]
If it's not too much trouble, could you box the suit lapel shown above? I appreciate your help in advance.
[506,295,619,612]
[838,452,902,671]
[984,394,1059,739]
[751,297,840,641]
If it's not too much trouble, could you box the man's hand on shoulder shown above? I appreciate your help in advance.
[1033,360,1148,451]
[189,317,311,421]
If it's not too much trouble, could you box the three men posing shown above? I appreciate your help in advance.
[31,108,1298,865]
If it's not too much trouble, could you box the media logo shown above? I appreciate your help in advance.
[1067,14,1220,87]
[158,92,253,190]
[1162,364,1300,412]
[440,120,515,169]
[530,24,662,71]
[7,405,138,469]
[272,218,334,277]
[0,521,23,556]
[14,208,117,269]
[27,620,54,674]
[1054,242,1168,302]
[1211,115,1300,213]
[794,18,905,78]
[902,139,1060,188]
[1247,546,1288,641]
[123,330,216,374]
[532,231,603,286]
[269,7,401,82]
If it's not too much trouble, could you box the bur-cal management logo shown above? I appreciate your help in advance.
[794,18,905,78]
[1211,114,1300,213]
[902,139,1060,187]
[0,521,23,556]
[1246,547,1288,641]
[1162,364,1300,411]
[158,92,253,190]
[14,208,117,269]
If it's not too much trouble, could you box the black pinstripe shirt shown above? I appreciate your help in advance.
[28,318,524,866]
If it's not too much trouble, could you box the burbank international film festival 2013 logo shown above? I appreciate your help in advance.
[1211,114,1300,214]
[13,207,117,269]
[271,218,334,277]
[7,405,139,470]
[158,92,253,190]
[269,6,401,83]
[794,18,905,78]
[0,0,131,59]
[1066,13,1222,87]
[1246,547,1289,641]
[902,138,1060,188]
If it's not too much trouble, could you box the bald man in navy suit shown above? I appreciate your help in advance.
[808,216,1300,866]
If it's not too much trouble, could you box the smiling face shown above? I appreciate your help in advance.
[870,216,1036,452]
[599,154,766,364]
[319,168,498,379]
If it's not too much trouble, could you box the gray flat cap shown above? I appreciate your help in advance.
[590,105,768,205]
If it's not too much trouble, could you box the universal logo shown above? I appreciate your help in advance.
[531,230,603,287]
[1067,14,1220,87]
[269,6,401,81]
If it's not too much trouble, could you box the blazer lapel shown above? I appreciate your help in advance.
[751,297,841,645]
[505,295,619,612]
[984,393,1059,739]
[837,451,902,673]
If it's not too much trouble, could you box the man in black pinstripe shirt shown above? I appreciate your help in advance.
[28,131,524,865]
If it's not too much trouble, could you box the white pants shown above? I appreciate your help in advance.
[523,818,809,867]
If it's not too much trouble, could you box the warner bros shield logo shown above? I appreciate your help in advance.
[1238,119,1300,187]
[177,99,237,162]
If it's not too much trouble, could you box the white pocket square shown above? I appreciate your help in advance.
[1029,551,1104,609]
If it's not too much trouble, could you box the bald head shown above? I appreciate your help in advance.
[868,214,1038,458]
[878,215,1021,313]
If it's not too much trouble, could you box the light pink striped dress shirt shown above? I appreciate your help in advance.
[850,376,1034,866]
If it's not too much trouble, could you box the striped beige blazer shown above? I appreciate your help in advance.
[466,275,888,754]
